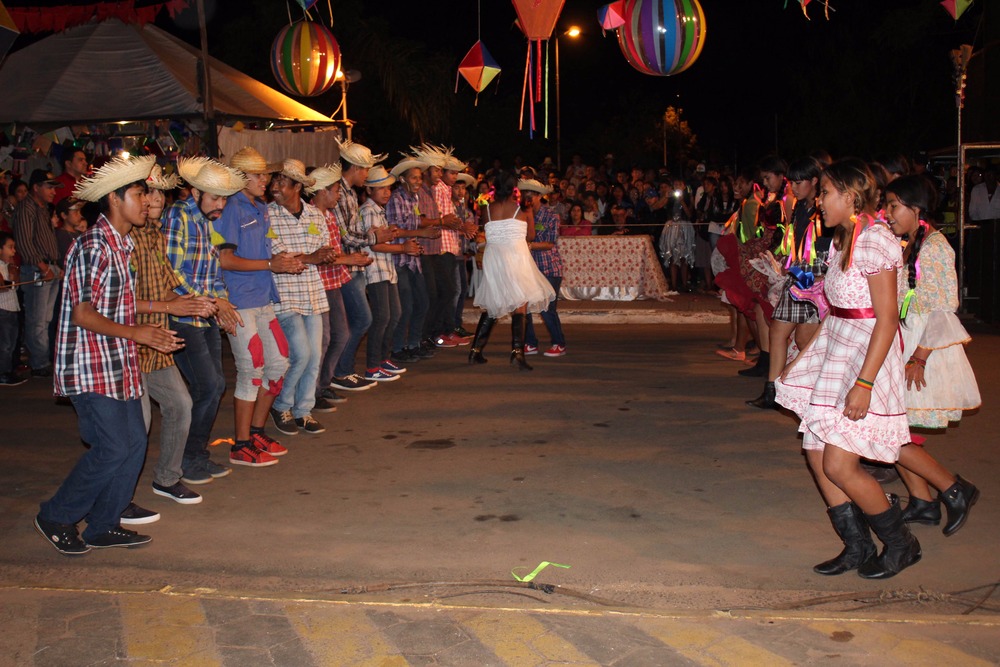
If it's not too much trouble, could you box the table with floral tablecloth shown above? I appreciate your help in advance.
[558,235,671,301]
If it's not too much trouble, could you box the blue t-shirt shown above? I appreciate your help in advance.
[213,191,280,309]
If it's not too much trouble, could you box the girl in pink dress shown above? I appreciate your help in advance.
[776,159,920,579]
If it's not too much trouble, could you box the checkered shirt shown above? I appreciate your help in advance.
[317,208,352,290]
[358,199,397,285]
[162,195,230,327]
[417,185,441,255]
[333,178,378,273]
[131,219,182,373]
[433,180,461,255]
[268,201,330,316]
[54,215,142,400]
[387,187,422,273]
[530,205,563,278]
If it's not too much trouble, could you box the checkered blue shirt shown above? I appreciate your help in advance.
[530,205,563,278]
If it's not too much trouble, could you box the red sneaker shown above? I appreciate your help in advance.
[543,345,566,357]
[251,432,288,456]
[433,334,458,348]
[230,443,279,467]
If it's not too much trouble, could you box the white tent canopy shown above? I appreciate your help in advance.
[0,19,333,126]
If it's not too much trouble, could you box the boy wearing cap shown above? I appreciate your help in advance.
[215,147,302,467]
[164,157,247,483]
[34,156,184,555]
[267,159,334,435]
[11,169,63,376]
[55,197,86,268]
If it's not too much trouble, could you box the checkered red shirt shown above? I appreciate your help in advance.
[54,215,142,400]
[317,209,352,290]
[417,185,441,255]
[433,180,461,255]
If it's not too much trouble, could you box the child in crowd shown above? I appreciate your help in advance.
[0,231,23,386]
[776,159,919,580]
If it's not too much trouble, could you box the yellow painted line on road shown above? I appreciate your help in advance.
[282,601,409,667]
[119,593,220,666]
[636,617,795,667]
[809,621,995,667]
[462,610,598,666]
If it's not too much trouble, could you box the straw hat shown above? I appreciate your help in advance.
[229,146,281,175]
[517,178,553,195]
[409,143,450,169]
[364,165,396,188]
[337,139,386,168]
[177,157,248,197]
[147,164,180,191]
[390,157,429,178]
[443,155,468,173]
[74,155,156,202]
[454,173,476,187]
[304,164,343,195]
[278,159,316,187]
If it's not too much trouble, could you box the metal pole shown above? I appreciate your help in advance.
[341,80,351,141]
[196,0,217,157]
[555,35,561,174]
[957,109,965,309]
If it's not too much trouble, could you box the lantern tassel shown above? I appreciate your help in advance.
[519,43,530,131]
[544,39,550,139]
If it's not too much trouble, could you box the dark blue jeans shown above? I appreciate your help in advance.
[172,322,225,473]
[318,288,349,392]
[0,309,17,375]
[335,274,372,378]
[393,265,428,352]
[421,253,457,338]
[39,393,147,540]
[366,280,401,369]
[525,275,566,347]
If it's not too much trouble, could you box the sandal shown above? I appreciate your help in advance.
[715,347,746,362]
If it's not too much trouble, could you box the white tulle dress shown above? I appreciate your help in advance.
[473,206,556,318]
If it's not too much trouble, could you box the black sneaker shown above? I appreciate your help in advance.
[391,349,414,364]
[413,345,435,359]
[180,467,213,485]
[454,326,474,338]
[205,460,232,478]
[120,502,161,525]
[86,526,152,549]
[313,397,339,413]
[0,373,27,386]
[152,481,203,505]
[319,387,348,403]
[330,374,376,392]
[269,407,299,435]
[295,414,326,434]
[34,515,90,555]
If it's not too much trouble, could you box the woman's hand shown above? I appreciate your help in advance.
[843,385,872,421]
[905,362,926,391]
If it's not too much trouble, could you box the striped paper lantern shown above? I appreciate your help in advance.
[270,21,341,97]
[617,0,706,76]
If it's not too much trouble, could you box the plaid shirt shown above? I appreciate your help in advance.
[530,205,563,278]
[317,208,352,290]
[433,180,461,255]
[332,178,378,273]
[387,187,422,273]
[131,218,182,373]
[163,195,230,327]
[54,215,142,400]
[358,199,397,285]
[12,196,59,266]
[268,201,330,316]
[416,185,441,255]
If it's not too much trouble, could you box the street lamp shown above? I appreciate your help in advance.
[555,25,581,173]
[335,69,362,141]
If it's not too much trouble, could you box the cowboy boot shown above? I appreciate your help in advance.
[939,475,980,537]
[814,502,877,576]
[468,313,496,365]
[901,496,941,526]
[857,503,922,579]
[746,381,777,409]
[510,313,533,371]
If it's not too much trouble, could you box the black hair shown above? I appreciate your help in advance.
[98,180,149,216]
[885,175,938,317]
[489,170,518,202]
[758,155,788,176]
[877,154,911,178]
[63,147,86,168]
[787,157,822,182]
[0,230,13,248]
[823,158,878,271]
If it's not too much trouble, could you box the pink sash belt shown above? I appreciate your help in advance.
[829,306,875,319]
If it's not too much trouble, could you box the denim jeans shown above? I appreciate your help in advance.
[335,275,372,378]
[318,288,349,393]
[393,265,428,352]
[20,264,60,369]
[525,275,566,348]
[172,322,225,474]
[421,253,458,338]
[141,365,193,487]
[365,280,401,369]
[39,393,147,540]
[453,257,469,331]
[274,311,322,418]
[0,309,17,375]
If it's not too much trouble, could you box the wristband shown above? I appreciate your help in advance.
[854,378,874,391]
[148,300,153,314]
[906,356,926,368]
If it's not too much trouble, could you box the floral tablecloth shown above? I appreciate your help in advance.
[558,235,671,301]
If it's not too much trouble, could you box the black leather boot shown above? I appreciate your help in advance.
[939,475,979,537]
[510,313,533,371]
[738,351,769,377]
[746,381,777,409]
[814,502,877,576]
[901,496,941,526]
[468,313,496,365]
[857,503,922,579]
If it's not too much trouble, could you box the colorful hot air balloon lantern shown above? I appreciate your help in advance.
[617,0,706,77]
[271,20,342,97]
[456,40,502,105]
[511,0,566,138]
[597,1,626,32]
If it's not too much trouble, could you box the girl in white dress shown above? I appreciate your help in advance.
[776,159,920,579]
[469,172,556,370]
[884,175,981,536]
